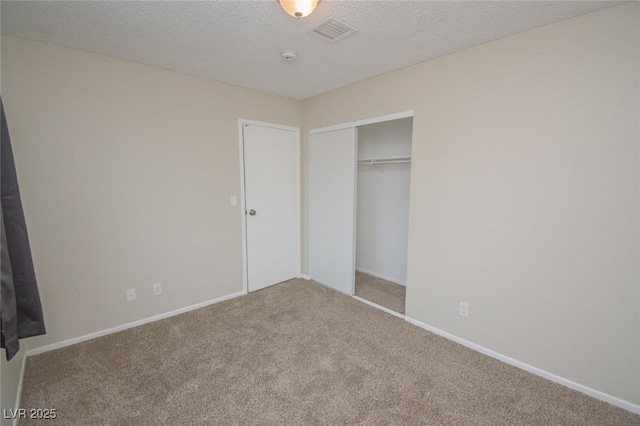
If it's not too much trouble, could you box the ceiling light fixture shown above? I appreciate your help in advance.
[278,0,320,19]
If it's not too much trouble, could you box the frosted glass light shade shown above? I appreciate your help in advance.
[278,0,320,19]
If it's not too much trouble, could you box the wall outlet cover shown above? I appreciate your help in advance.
[459,302,469,317]
[126,288,136,302]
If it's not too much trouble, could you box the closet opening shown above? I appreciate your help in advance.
[353,117,413,316]
[308,110,413,309]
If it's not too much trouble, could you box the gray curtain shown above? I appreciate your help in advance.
[1,98,46,361]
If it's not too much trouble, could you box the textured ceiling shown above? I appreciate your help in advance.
[0,1,623,100]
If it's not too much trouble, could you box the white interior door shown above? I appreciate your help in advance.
[243,122,299,292]
[309,127,357,295]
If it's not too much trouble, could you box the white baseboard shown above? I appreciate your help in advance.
[404,316,640,415]
[298,274,310,280]
[25,290,246,357]
[355,267,406,286]
[352,295,405,319]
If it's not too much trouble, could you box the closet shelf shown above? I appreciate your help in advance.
[357,157,411,174]
[357,156,411,165]
[358,157,411,174]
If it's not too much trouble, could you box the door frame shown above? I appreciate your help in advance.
[308,110,414,296]
[308,110,414,135]
[238,119,301,294]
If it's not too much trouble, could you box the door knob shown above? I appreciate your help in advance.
[248,209,256,216]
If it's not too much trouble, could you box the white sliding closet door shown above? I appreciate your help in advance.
[309,127,357,295]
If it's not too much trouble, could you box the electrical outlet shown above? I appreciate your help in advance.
[153,283,162,296]
[126,288,136,302]
[459,302,469,317]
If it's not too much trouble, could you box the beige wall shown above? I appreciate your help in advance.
[0,31,25,426]
[1,351,24,426]
[302,3,640,405]
[1,36,301,353]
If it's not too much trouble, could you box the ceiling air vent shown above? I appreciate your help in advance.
[310,17,358,42]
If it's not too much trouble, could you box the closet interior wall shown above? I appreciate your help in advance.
[356,118,413,285]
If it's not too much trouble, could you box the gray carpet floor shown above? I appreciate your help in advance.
[355,271,406,314]
[20,279,639,425]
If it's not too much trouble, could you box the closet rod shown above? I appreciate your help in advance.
[357,157,411,165]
